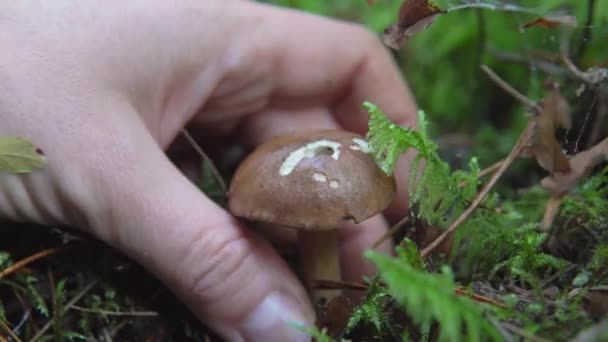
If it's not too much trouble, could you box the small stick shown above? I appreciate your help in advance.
[70,305,158,317]
[0,319,22,342]
[541,194,564,231]
[422,65,540,257]
[30,279,100,341]
[181,129,227,194]
[541,263,577,288]
[480,65,542,113]
[312,279,368,291]
[502,322,552,342]
[457,159,504,189]
[454,287,507,308]
[372,215,410,249]
[421,120,534,258]
[0,247,63,280]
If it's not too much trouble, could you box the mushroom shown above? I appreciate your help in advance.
[227,130,395,305]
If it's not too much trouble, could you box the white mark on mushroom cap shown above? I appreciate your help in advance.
[349,137,372,153]
[329,180,340,189]
[312,172,328,182]
[279,139,341,176]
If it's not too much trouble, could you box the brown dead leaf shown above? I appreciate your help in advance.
[541,137,608,195]
[541,194,564,231]
[522,80,571,173]
[584,287,608,320]
[319,295,354,337]
[383,0,445,49]
[521,15,578,31]
[414,221,453,256]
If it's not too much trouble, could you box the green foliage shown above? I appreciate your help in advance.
[24,274,49,317]
[0,299,5,323]
[291,324,344,342]
[365,102,479,226]
[396,239,425,271]
[491,227,568,283]
[366,250,502,342]
[561,166,608,229]
[345,276,393,337]
[198,159,226,205]
[53,279,67,342]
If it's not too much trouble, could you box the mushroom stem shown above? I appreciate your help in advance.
[298,229,341,306]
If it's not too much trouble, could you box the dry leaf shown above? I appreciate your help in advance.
[541,137,608,195]
[521,15,578,31]
[383,0,445,49]
[0,137,46,173]
[541,194,564,231]
[319,295,354,337]
[523,80,571,173]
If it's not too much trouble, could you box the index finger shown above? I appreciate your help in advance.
[247,2,418,132]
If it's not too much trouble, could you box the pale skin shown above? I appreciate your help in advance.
[0,1,417,341]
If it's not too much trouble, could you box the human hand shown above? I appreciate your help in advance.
[0,1,417,341]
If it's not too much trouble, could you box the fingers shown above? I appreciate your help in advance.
[88,129,314,341]
[203,2,417,222]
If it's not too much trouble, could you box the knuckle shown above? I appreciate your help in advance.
[182,222,252,301]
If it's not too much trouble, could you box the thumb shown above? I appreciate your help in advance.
[96,139,314,341]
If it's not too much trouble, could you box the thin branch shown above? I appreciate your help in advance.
[481,65,542,113]
[70,305,158,317]
[0,319,22,342]
[457,159,504,189]
[30,279,100,342]
[372,215,409,249]
[312,279,368,291]
[0,247,63,280]
[447,1,544,16]
[421,121,534,257]
[502,322,552,342]
[181,129,227,194]
[561,54,594,85]
[574,0,596,61]
[454,287,507,308]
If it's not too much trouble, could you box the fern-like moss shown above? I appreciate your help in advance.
[366,250,502,342]
[365,102,478,226]
[344,276,393,337]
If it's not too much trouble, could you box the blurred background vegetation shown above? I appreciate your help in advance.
[262,0,607,182]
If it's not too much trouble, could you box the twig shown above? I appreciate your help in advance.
[30,278,100,341]
[480,65,542,113]
[457,159,504,189]
[447,1,544,16]
[421,119,534,257]
[372,215,409,249]
[540,194,565,231]
[70,305,158,317]
[181,129,227,194]
[541,263,577,288]
[455,287,507,308]
[312,279,368,291]
[574,0,596,61]
[561,54,594,85]
[502,322,552,342]
[0,319,21,342]
[109,319,131,339]
[0,247,63,280]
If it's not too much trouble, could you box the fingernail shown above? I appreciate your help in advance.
[239,292,313,342]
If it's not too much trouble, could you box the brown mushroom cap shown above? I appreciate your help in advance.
[228,130,396,230]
